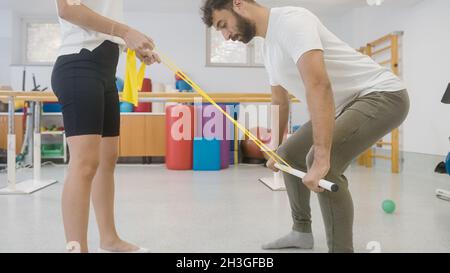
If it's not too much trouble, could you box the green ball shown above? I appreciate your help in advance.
[382,200,396,214]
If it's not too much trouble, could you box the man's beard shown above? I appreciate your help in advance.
[231,11,257,44]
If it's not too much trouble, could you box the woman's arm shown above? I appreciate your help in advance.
[56,0,160,64]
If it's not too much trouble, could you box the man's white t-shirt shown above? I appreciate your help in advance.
[56,0,126,56]
[263,7,406,114]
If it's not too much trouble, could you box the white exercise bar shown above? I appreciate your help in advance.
[274,163,339,192]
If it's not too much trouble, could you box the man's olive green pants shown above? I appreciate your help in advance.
[277,90,409,253]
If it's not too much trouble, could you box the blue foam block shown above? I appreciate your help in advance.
[193,137,221,171]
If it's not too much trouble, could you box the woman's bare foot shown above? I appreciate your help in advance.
[100,238,143,253]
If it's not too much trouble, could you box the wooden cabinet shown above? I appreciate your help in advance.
[1,113,166,158]
[119,115,147,157]
[119,114,166,157]
[144,115,166,156]
[0,114,24,154]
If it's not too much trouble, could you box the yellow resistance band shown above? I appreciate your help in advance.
[123,49,146,106]
[154,48,292,169]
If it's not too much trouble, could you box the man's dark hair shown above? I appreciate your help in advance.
[201,0,255,27]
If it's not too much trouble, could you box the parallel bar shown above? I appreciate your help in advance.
[0,91,301,104]
[138,97,299,103]
[0,90,298,99]
[4,96,295,104]
[0,96,57,103]
[0,91,55,97]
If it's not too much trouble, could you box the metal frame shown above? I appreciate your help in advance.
[0,97,57,195]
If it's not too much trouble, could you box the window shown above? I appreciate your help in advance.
[206,28,264,67]
[23,19,61,65]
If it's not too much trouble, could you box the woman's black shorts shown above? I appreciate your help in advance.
[51,40,120,138]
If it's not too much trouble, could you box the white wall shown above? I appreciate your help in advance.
[325,0,450,156]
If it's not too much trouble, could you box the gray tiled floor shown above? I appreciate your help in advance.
[0,152,449,253]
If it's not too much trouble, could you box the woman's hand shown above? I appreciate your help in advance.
[122,26,154,51]
[122,27,161,65]
[135,50,161,65]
